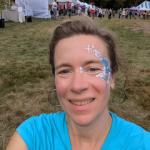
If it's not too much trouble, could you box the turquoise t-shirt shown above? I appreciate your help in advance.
[16,112,150,150]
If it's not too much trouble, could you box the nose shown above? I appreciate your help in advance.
[70,71,88,94]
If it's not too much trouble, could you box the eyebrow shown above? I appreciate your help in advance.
[83,60,102,66]
[55,63,72,71]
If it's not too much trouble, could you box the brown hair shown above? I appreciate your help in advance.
[49,17,119,75]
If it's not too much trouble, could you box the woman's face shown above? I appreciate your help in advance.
[54,34,114,126]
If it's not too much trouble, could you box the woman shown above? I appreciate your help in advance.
[6,17,150,150]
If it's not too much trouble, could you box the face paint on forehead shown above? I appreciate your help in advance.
[85,44,102,59]
[85,44,111,82]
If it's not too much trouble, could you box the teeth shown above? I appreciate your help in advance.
[69,98,94,106]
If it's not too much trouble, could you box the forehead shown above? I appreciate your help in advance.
[54,34,109,64]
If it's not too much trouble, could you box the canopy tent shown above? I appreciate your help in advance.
[55,0,89,7]
[76,0,90,8]
[56,0,79,4]
[15,0,50,18]
[129,6,139,11]
[78,2,87,7]
[136,0,150,11]
[57,0,72,2]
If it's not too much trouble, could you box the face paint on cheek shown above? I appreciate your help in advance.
[85,44,111,83]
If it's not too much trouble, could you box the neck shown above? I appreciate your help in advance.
[67,111,112,150]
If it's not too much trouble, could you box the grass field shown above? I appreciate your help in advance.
[0,16,150,149]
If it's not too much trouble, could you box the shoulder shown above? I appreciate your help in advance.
[17,111,66,131]
[16,112,67,149]
[110,112,150,148]
[30,111,65,121]
[6,132,27,150]
[111,112,148,133]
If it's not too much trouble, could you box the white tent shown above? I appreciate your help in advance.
[15,0,50,18]
[56,0,77,3]
[137,0,150,11]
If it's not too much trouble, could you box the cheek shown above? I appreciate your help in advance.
[92,77,110,95]
[55,78,67,97]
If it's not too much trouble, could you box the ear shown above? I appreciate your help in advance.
[110,74,115,89]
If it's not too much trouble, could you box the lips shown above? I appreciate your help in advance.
[68,98,95,106]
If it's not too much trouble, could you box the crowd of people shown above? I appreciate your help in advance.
[118,8,150,20]
[49,1,150,20]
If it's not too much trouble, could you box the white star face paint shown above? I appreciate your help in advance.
[84,44,111,82]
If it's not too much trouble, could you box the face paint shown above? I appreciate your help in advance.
[85,44,111,81]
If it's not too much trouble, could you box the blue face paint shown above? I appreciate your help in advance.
[85,44,111,81]
[94,58,111,81]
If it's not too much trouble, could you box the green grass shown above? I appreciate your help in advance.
[0,17,150,149]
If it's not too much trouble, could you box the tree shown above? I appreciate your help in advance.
[116,0,126,8]
[83,0,149,9]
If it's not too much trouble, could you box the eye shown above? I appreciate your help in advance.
[89,67,100,72]
[84,66,103,75]
[56,68,72,77]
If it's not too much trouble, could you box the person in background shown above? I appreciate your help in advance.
[52,0,58,19]
[108,9,112,19]
[6,17,150,150]
[67,1,72,18]
[89,3,96,19]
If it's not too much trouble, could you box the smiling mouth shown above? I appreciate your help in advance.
[69,98,95,106]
